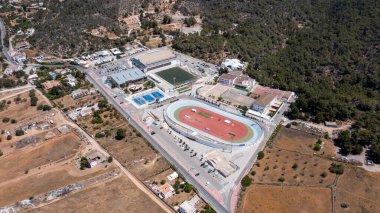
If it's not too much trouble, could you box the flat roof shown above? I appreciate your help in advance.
[110,68,145,85]
[253,93,277,107]
[221,89,255,107]
[135,49,176,66]
[205,150,238,177]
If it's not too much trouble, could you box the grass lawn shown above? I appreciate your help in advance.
[197,111,212,118]
[156,67,196,86]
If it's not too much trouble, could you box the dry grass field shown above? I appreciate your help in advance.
[27,175,166,213]
[0,91,48,130]
[0,165,115,206]
[273,127,336,156]
[242,185,332,213]
[66,93,171,180]
[0,90,169,212]
[0,88,30,99]
[239,127,380,213]
[335,167,380,212]
[251,128,335,186]
[0,132,82,183]
[98,134,171,180]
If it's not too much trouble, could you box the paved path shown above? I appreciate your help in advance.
[0,18,17,65]
[83,68,231,213]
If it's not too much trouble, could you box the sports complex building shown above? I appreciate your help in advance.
[164,100,264,151]
[132,48,177,72]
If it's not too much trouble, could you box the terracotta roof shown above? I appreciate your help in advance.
[219,73,236,80]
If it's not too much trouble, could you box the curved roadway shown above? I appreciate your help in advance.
[0,18,17,65]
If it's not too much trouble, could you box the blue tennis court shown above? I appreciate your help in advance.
[143,94,155,102]
[151,91,164,99]
[133,97,146,105]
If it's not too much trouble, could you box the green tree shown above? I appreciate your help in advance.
[91,117,103,124]
[107,156,113,163]
[257,151,264,160]
[15,129,25,136]
[241,175,252,187]
[329,163,344,175]
[201,204,216,213]
[183,183,193,193]
[115,128,126,140]
[42,105,52,111]
[163,15,172,24]
[95,132,105,138]
[30,96,38,106]
[80,157,91,170]
[184,16,197,27]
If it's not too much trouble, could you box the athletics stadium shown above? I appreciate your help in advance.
[164,100,264,150]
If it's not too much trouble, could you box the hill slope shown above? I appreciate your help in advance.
[29,0,143,57]
[173,0,380,161]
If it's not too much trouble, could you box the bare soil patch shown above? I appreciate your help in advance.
[0,132,82,182]
[240,126,380,213]
[242,185,331,213]
[98,136,171,180]
[27,175,166,213]
[335,167,380,213]
[251,128,336,186]
[65,93,171,180]
[0,164,115,206]
[0,91,48,130]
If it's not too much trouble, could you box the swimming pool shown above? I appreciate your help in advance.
[143,94,155,102]
[151,91,164,99]
[133,97,146,105]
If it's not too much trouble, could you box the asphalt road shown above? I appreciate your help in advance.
[84,70,230,213]
[0,18,17,65]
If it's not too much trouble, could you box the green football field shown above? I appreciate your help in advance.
[156,67,196,86]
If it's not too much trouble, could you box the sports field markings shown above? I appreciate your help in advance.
[156,67,196,86]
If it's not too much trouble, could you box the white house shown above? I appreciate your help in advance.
[28,74,39,83]
[157,183,175,199]
[66,74,77,87]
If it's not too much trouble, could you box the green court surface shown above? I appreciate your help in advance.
[156,67,196,86]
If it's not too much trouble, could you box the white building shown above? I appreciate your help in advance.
[178,201,196,213]
[222,58,246,70]
[11,51,27,63]
[251,93,278,114]
[152,183,175,200]
[68,103,99,120]
[55,68,71,75]
[110,48,123,55]
[28,74,39,83]
[3,65,22,75]
[132,48,177,72]
[66,74,77,87]
[178,195,200,213]
[167,172,178,181]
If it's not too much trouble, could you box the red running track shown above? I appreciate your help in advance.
[177,106,248,142]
